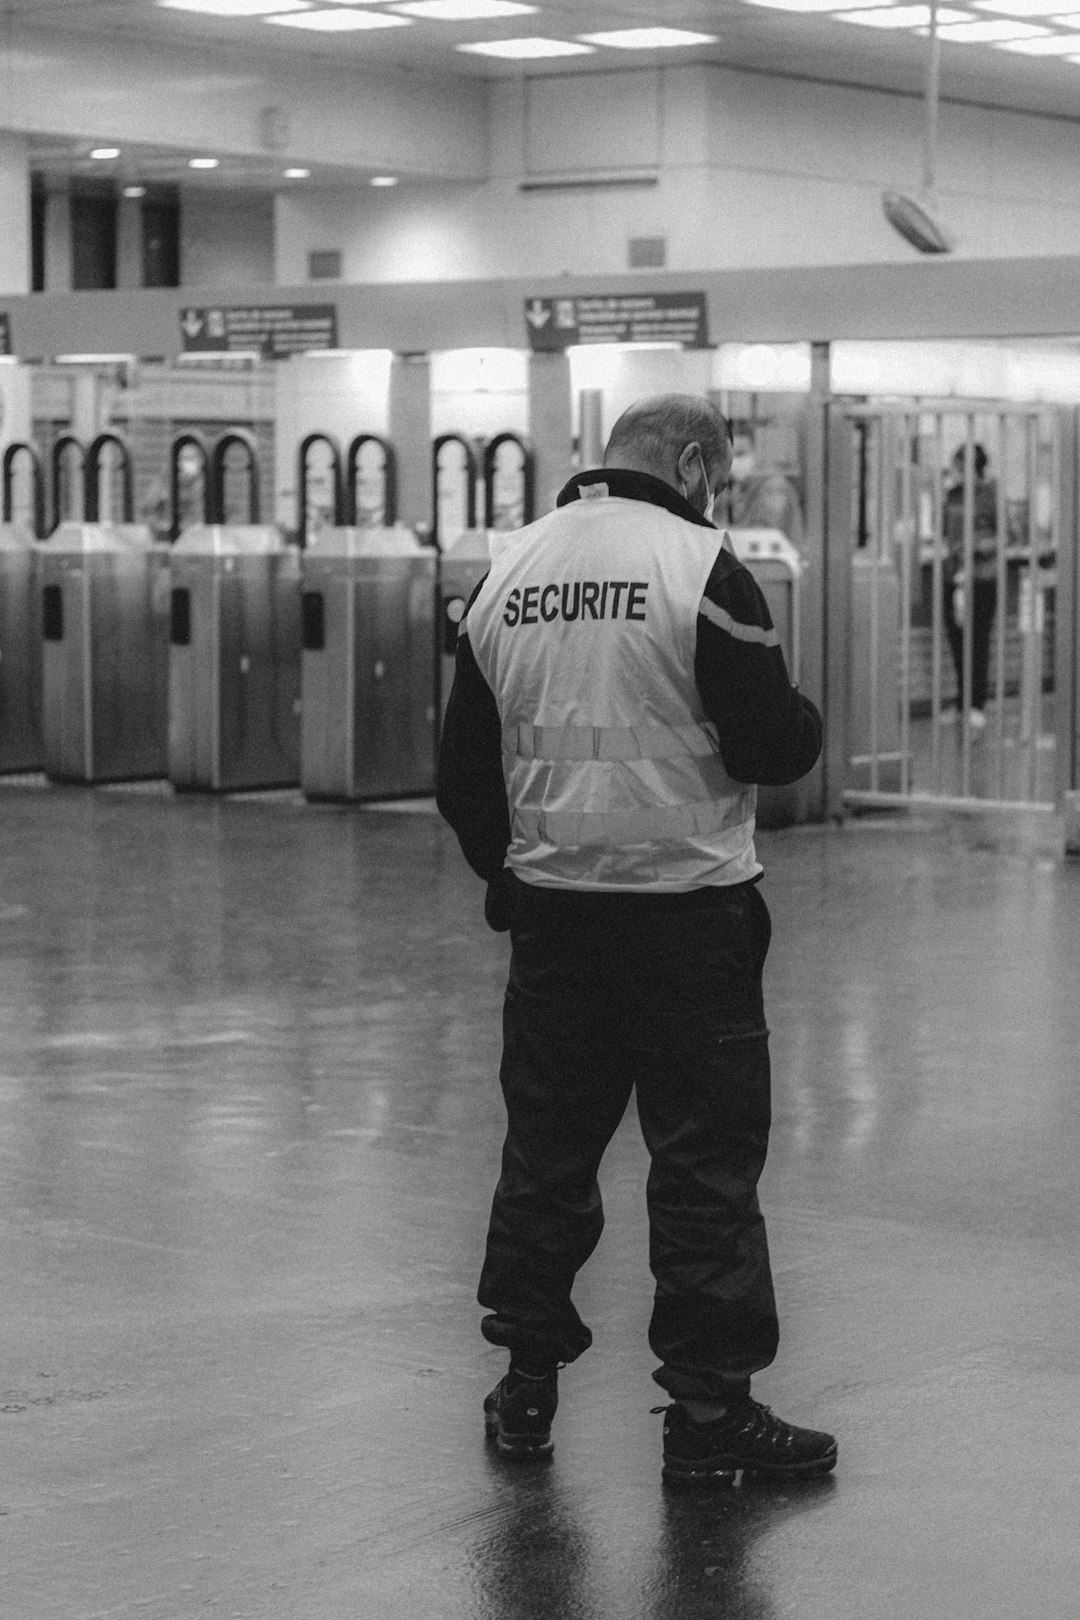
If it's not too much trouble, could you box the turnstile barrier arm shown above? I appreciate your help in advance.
[169,432,212,542]
[209,429,261,525]
[2,441,46,538]
[85,431,134,524]
[298,433,345,546]
[346,435,398,529]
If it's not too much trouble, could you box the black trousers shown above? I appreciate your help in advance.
[478,874,779,1403]
[944,571,998,713]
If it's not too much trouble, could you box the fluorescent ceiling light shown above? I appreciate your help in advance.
[54,353,137,364]
[123,185,147,198]
[159,0,310,14]
[89,147,120,160]
[284,167,311,178]
[974,0,1069,10]
[741,0,894,9]
[577,27,718,47]
[370,174,399,185]
[189,156,220,168]
[996,27,1080,46]
[838,6,971,26]
[392,0,536,16]
[458,35,594,54]
[268,6,411,24]
[924,17,1048,36]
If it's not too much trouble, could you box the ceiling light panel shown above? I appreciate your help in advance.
[392,0,536,16]
[159,0,310,14]
[837,6,971,26]
[927,17,1048,36]
[268,6,412,24]
[974,0,1071,11]
[458,36,595,55]
[996,28,1080,46]
[577,27,719,47]
[742,0,895,9]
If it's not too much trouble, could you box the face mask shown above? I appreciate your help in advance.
[682,450,716,523]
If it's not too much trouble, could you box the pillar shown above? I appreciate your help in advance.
[0,132,30,296]
[116,192,142,290]
[528,351,573,518]
[44,178,72,294]
[388,353,432,535]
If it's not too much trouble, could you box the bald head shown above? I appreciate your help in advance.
[603,394,732,512]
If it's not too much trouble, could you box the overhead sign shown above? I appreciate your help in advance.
[179,304,338,358]
[0,314,10,356]
[524,292,708,351]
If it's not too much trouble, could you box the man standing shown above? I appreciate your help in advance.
[436,394,836,1487]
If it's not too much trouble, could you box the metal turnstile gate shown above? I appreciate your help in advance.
[829,401,1076,816]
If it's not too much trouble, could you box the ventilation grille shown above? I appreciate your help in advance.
[628,236,667,269]
[307,249,342,282]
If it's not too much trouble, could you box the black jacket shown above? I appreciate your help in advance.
[436,468,822,900]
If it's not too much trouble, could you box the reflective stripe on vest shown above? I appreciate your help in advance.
[516,791,753,848]
[510,720,718,763]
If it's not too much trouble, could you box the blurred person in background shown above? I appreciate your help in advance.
[942,443,999,729]
[726,420,804,550]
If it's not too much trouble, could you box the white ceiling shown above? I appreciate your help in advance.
[5,0,1080,115]
[9,0,1080,192]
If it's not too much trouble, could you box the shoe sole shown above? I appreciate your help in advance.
[483,1410,554,1462]
[662,1446,837,1488]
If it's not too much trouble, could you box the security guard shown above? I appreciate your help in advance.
[436,394,837,1486]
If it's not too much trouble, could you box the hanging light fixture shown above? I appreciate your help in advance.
[882,0,957,253]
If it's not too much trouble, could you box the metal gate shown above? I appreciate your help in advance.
[829,400,1078,815]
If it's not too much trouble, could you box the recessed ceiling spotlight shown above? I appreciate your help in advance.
[996,27,1080,46]
[370,174,398,186]
[159,0,311,13]
[90,148,121,160]
[458,35,595,55]
[189,157,220,169]
[393,0,535,16]
[577,27,718,48]
[123,185,148,199]
[284,167,311,178]
[267,7,412,26]
[837,6,970,26]
[741,0,893,8]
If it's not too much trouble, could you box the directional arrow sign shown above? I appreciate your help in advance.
[526,299,552,329]
[180,308,205,341]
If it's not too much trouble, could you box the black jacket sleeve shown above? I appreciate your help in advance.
[695,548,823,787]
[435,597,511,888]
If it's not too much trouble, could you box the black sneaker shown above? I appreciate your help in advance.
[655,1397,837,1487]
[483,1367,558,1461]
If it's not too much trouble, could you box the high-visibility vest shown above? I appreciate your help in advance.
[465,489,761,892]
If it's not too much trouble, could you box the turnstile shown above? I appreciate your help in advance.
[300,526,436,801]
[728,527,810,828]
[0,522,42,773]
[168,526,301,792]
[0,442,46,773]
[39,522,170,783]
[439,529,491,721]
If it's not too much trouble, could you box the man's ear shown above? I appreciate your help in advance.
[676,441,701,483]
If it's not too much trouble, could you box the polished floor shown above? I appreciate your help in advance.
[0,784,1078,1620]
